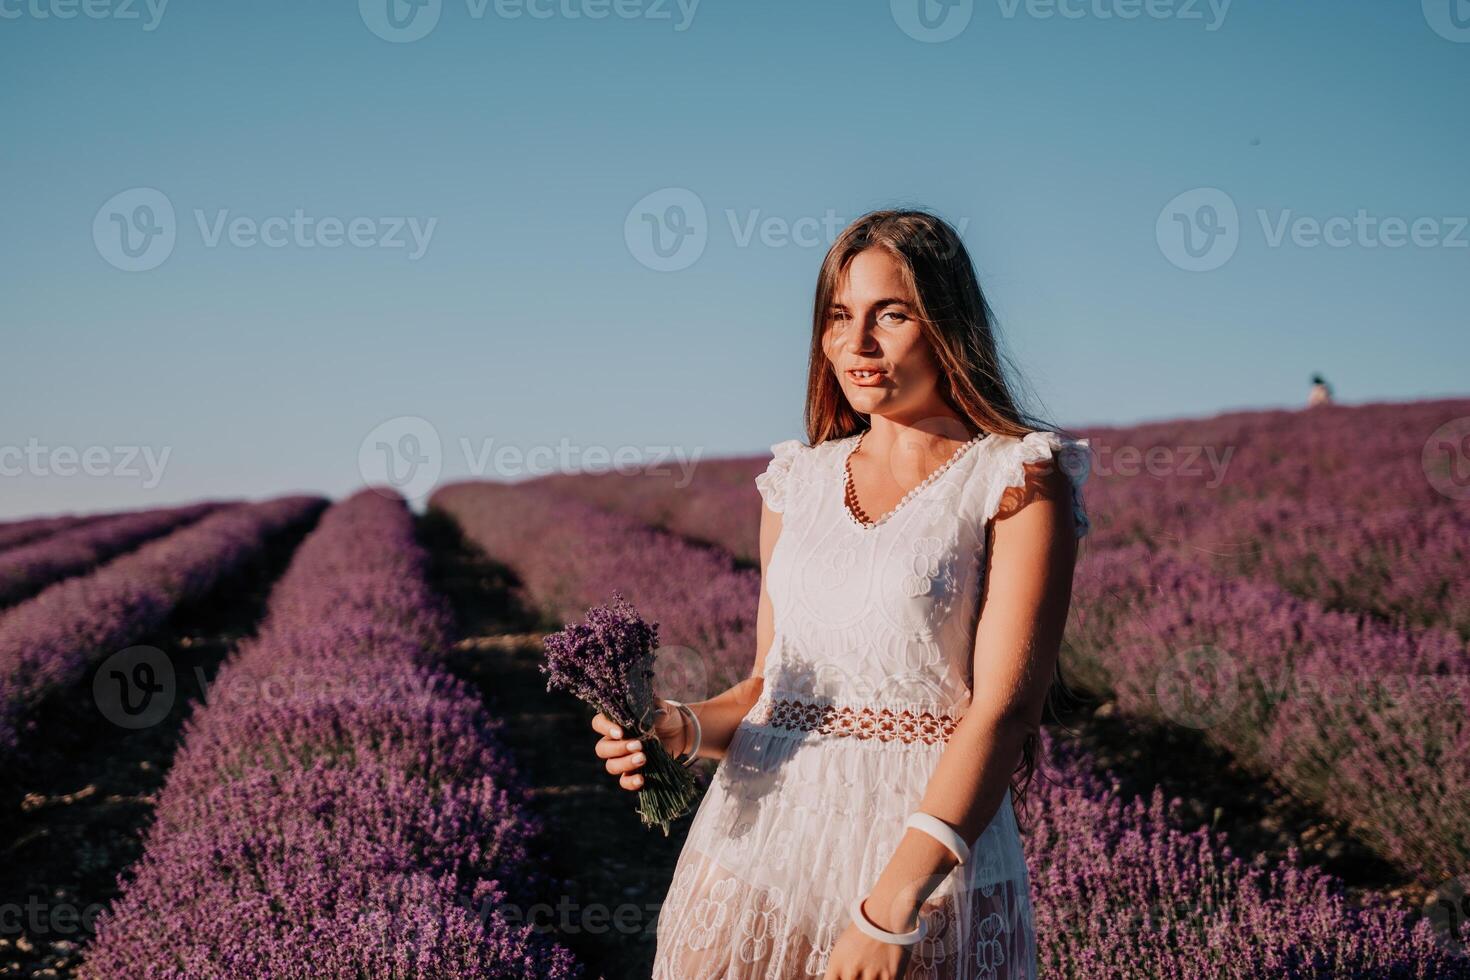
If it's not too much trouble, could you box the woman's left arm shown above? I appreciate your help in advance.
[828,460,1081,973]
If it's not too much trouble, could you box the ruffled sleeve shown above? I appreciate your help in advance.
[987,430,1093,539]
[754,438,803,514]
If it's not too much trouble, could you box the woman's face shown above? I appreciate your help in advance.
[823,247,946,423]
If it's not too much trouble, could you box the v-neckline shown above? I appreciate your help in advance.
[840,429,987,531]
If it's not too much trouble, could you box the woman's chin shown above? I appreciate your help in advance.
[844,388,893,411]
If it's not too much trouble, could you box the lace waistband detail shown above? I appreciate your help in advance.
[745,695,961,745]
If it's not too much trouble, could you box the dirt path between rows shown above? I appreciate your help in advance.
[421,512,689,980]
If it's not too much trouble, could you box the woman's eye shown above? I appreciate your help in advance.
[881,311,908,323]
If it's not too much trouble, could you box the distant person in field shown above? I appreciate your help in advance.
[1307,373,1334,407]
[591,209,1092,978]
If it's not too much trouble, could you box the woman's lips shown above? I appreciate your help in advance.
[847,369,889,387]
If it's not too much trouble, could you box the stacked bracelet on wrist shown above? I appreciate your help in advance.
[905,810,971,865]
[660,699,702,766]
[849,896,927,946]
[849,810,971,947]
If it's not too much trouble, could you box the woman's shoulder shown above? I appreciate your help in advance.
[967,429,1093,539]
[765,433,857,469]
[754,435,853,514]
[754,438,808,514]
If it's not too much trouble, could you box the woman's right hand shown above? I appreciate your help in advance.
[591,698,689,792]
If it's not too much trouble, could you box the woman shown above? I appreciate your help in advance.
[592,209,1092,979]
[1307,373,1334,407]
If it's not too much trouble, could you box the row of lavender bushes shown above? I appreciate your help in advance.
[80,489,584,979]
[1026,729,1464,978]
[1164,498,1470,641]
[430,479,1468,977]
[1068,541,1470,885]
[0,511,112,553]
[527,454,765,568]
[431,481,760,698]
[1075,399,1470,640]
[528,399,1470,640]
[0,495,326,767]
[0,501,222,607]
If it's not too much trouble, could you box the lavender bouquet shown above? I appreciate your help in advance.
[540,592,698,836]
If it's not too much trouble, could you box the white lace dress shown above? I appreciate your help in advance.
[651,429,1092,980]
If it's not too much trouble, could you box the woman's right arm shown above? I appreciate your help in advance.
[591,497,783,789]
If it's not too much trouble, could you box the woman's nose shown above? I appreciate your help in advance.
[843,319,878,353]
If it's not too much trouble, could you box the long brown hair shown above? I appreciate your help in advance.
[802,207,1089,831]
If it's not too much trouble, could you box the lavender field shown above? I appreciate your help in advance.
[1,397,1466,978]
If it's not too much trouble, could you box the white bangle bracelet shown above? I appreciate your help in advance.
[676,703,702,765]
[849,896,927,946]
[661,699,702,765]
[905,811,970,866]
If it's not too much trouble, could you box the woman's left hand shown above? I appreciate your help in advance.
[821,908,914,979]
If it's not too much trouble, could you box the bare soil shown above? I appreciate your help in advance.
[421,512,690,980]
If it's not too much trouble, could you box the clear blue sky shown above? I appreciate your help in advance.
[3,0,1467,517]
